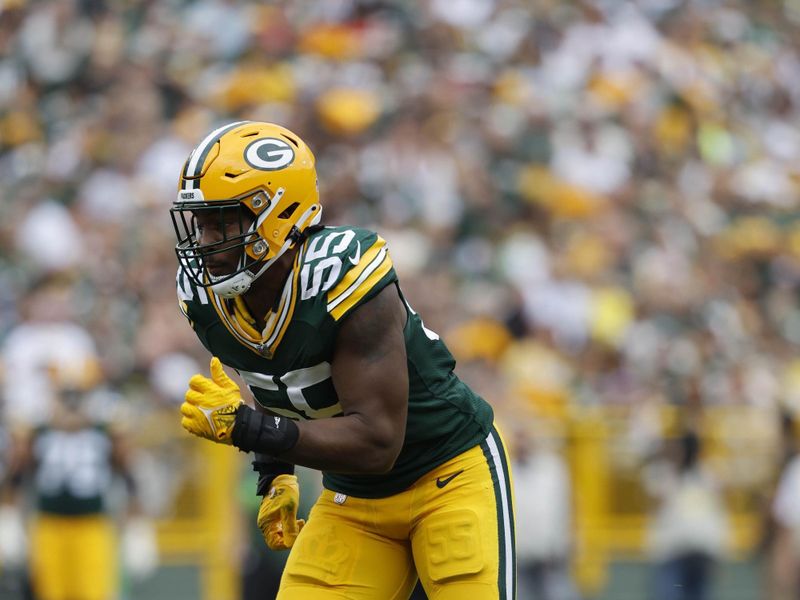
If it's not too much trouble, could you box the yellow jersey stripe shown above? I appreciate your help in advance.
[328,246,388,313]
[327,237,387,305]
[206,247,305,357]
[264,252,303,350]
[329,252,393,321]
[233,297,260,338]
[259,271,292,344]
[209,293,264,356]
[265,248,304,352]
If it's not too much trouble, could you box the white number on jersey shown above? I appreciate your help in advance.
[305,230,355,262]
[34,430,112,498]
[239,362,342,419]
[300,230,358,300]
[300,257,342,300]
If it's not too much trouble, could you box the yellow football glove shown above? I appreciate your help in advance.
[257,474,305,550]
[180,357,242,444]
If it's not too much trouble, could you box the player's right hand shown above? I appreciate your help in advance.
[180,357,242,444]
[257,474,305,550]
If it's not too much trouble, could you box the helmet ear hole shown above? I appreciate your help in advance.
[278,202,300,220]
[251,192,270,210]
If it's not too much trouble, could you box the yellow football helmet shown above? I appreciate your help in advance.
[171,121,322,297]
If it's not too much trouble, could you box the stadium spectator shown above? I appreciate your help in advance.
[645,429,729,600]
[513,425,581,600]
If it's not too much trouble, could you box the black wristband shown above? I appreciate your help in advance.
[252,453,295,496]
[231,405,299,455]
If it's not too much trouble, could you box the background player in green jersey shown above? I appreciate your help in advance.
[0,363,156,600]
[172,121,516,599]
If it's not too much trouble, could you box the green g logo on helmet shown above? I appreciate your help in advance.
[244,138,296,171]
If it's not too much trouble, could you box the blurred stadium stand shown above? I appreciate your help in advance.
[2,0,800,598]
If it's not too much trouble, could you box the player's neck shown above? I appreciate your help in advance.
[240,245,301,330]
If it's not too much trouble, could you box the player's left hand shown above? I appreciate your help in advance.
[257,474,305,550]
[180,357,242,444]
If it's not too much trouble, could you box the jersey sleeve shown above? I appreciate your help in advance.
[322,228,398,322]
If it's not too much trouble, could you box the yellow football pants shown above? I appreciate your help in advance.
[29,514,117,600]
[278,425,516,599]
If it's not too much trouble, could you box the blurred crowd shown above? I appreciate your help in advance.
[1,0,800,595]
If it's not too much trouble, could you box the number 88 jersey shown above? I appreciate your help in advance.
[177,225,494,498]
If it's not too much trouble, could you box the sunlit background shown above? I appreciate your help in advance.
[1,1,800,599]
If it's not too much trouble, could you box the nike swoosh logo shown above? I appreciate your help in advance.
[348,241,361,266]
[436,470,464,489]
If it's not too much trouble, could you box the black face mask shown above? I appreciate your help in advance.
[170,198,264,289]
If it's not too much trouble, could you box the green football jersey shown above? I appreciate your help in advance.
[177,225,494,498]
[31,424,113,515]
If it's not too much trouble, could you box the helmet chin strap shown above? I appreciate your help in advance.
[209,271,255,298]
[209,203,323,299]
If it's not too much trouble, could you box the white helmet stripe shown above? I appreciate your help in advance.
[182,120,251,189]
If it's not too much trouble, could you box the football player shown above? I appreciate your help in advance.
[0,365,156,600]
[172,121,516,599]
